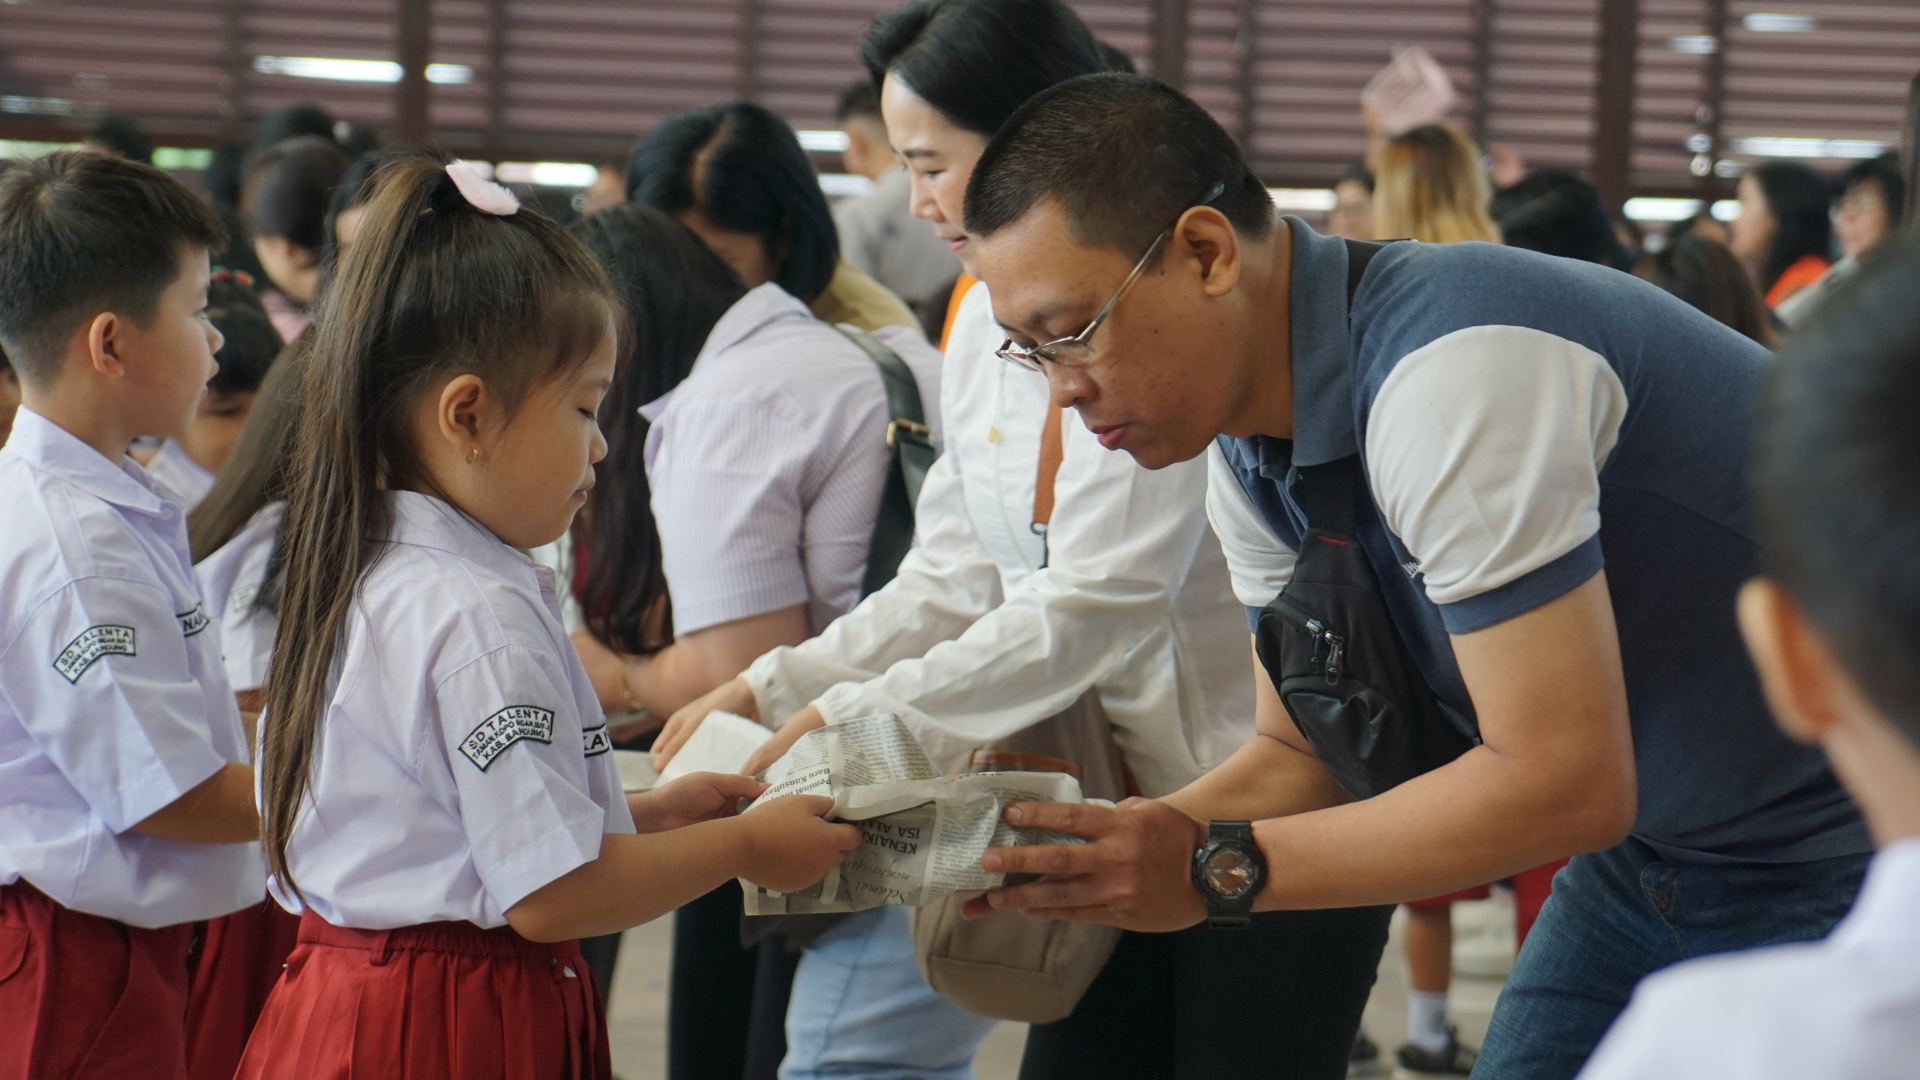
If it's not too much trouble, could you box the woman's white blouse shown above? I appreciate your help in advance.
[194,501,284,693]
[271,491,634,930]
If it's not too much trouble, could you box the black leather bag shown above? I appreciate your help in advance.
[835,324,937,598]
[1250,241,1479,800]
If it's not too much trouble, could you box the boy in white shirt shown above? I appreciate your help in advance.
[0,151,265,1079]
[1578,236,1920,1079]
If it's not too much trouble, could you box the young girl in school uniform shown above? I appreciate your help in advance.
[234,155,859,1080]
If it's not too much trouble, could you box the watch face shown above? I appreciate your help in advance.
[1203,845,1258,899]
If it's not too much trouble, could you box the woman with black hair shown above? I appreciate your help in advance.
[652,2,1388,1078]
[627,101,921,336]
[242,135,351,341]
[570,204,913,1080]
[1776,153,1907,327]
[1730,161,1833,309]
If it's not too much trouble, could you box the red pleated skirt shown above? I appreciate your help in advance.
[234,910,611,1080]
[0,881,195,1080]
[185,899,303,1080]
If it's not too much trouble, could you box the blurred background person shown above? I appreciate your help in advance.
[1372,122,1499,244]
[1730,161,1832,311]
[581,162,627,216]
[1776,153,1906,327]
[627,101,922,337]
[1635,234,1776,348]
[1670,210,1732,248]
[1326,162,1376,240]
[1492,168,1635,269]
[137,272,284,509]
[241,134,351,341]
[83,114,153,164]
[831,79,962,326]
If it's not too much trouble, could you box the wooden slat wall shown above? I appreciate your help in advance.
[1720,1,1919,145]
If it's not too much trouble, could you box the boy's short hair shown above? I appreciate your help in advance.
[964,73,1275,262]
[205,274,283,397]
[836,80,881,125]
[0,150,227,387]
[1754,232,1920,749]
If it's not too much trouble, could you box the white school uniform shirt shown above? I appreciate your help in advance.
[641,282,893,637]
[743,282,1253,799]
[142,438,217,510]
[0,408,264,927]
[1578,837,1920,1080]
[271,491,634,930]
[194,502,284,692]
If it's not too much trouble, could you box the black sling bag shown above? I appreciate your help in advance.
[1250,240,1480,801]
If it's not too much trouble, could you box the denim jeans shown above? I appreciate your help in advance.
[1474,836,1870,1080]
[780,906,999,1080]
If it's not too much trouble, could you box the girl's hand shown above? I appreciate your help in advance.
[629,773,767,833]
[737,707,827,777]
[571,627,633,714]
[737,795,861,893]
[652,677,758,769]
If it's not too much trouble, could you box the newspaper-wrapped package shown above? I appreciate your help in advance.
[1361,45,1457,137]
[740,713,1088,915]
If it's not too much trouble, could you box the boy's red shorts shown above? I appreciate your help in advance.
[185,899,302,1080]
[236,910,611,1080]
[0,881,195,1080]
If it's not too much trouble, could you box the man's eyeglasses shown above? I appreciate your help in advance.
[995,182,1226,373]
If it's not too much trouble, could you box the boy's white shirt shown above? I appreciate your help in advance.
[0,407,264,927]
[1578,836,1920,1080]
[194,500,285,692]
[143,437,216,511]
[741,282,1253,799]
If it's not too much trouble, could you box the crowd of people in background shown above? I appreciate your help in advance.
[0,1,1915,1079]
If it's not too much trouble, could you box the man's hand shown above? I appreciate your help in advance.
[629,772,767,833]
[737,706,827,777]
[962,797,1209,933]
[652,677,759,769]
[736,794,862,893]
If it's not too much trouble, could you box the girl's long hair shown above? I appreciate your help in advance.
[1373,123,1500,244]
[187,335,305,615]
[570,204,747,655]
[261,153,616,896]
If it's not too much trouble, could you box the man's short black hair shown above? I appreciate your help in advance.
[1491,168,1630,268]
[837,80,882,125]
[965,73,1274,260]
[87,115,154,164]
[0,150,227,386]
[1754,231,1920,749]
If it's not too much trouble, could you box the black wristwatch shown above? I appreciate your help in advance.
[1190,821,1266,929]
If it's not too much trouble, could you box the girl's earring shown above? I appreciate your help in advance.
[465,446,481,466]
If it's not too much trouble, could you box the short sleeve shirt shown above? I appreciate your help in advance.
[0,409,264,927]
[194,501,284,692]
[273,491,634,929]
[641,283,891,637]
[1208,221,1867,866]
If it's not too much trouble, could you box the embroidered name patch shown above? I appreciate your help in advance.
[459,705,555,771]
[176,603,210,637]
[53,625,136,683]
[582,725,611,757]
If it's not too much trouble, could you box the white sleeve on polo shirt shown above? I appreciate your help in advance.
[1364,325,1625,627]
[434,642,612,912]
[4,575,230,834]
[1206,442,1297,611]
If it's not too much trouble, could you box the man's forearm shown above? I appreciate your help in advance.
[1158,733,1351,822]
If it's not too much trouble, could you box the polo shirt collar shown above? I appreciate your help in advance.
[1283,215,1360,467]
[386,489,540,585]
[5,406,172,517]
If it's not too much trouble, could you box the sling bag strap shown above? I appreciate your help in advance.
[1289,239,1386,534]
[1031,404,1065,566]
[836,324,938,597]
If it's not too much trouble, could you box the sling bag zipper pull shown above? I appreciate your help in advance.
[1323,633,1344,684]
[1305,618,1327,671]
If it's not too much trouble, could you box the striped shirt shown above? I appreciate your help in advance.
[641,283,896,636]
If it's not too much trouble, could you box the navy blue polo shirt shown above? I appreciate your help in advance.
[1206,218,1866,865]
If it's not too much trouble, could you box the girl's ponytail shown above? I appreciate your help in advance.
[259,154,615,895]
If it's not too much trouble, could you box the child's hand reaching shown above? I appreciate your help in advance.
[630,773,766,833]
[737,795,862,893]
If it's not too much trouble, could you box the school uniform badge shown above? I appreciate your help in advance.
[582,724,612,757]
[459,705,556,770]
[53,625,136,683]
[176,603,211,637]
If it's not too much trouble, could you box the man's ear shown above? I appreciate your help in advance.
[1176,207,1241,299]
[85,311,127,378]
[435,374,489,458]
[1737,578,1849,743]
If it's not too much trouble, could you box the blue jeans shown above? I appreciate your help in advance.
[780,906,999,1080]
[1474,836,1870,1079]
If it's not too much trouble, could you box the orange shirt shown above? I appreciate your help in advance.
[939,273,977,350]
[1766,254,1830,309]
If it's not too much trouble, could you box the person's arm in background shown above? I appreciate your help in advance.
[574,606,810,720]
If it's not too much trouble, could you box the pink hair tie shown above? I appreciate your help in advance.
[445,159,520,216]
